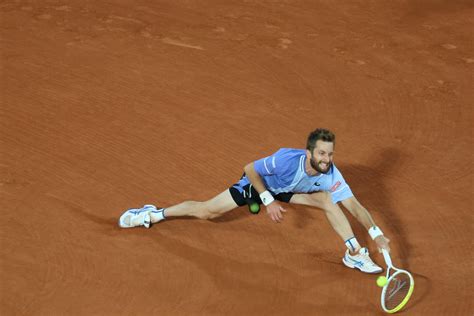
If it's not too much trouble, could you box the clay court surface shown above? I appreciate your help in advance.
[1,0,473,315]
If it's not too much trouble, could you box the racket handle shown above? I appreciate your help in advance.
[382,248,393,268]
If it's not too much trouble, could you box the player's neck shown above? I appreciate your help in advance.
[307,169,320,176]
[305,158,320,176]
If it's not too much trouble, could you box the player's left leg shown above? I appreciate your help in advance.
[290,192,382,273]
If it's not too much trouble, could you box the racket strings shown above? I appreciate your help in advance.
[384,273,411,310]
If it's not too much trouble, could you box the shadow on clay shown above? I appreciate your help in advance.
[339,147,412,269]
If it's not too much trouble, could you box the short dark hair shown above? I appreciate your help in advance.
[306,128,335,152]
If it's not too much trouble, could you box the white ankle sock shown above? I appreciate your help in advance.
[345,237,361,253]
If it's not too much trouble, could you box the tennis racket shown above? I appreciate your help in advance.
[380,249,415,313]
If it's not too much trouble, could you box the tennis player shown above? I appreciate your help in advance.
[119,128,390,273]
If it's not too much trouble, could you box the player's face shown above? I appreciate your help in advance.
[308,140,334,174]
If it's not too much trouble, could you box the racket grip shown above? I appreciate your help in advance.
[382,249,393,268]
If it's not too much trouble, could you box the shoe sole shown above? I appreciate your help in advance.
[342,257,383,274]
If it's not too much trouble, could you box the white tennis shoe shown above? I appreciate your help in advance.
[342,247,383,274]
[119,204,159,228]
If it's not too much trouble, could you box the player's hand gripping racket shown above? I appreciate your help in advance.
[380,249,415,313]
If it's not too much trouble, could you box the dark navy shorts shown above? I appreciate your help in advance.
[228,173,294,207]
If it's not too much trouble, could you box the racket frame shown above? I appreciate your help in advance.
[380,249,415,313]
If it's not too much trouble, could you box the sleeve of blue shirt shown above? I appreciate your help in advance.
[253,149,288,176]
[330,167,354,203]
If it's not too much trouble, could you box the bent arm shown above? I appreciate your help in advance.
[341,196,376,230]
[244,162,285,222]
[243,162,267,194]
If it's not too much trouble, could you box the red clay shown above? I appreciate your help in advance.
[1,1,472,315]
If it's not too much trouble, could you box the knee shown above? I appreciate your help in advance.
[320,196,343,215]
[195,201,222,220]
[194,202,210,219]
[309,192,333,209]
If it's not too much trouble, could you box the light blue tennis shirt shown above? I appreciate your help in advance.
[239,148,354,204]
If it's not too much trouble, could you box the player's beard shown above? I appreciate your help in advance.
[310,155,332,174]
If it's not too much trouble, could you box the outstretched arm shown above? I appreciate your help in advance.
[341,196,391,252]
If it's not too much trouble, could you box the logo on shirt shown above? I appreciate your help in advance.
[331,181,341,192]
[314,182,321,187]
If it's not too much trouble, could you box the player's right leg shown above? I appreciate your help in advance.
[153,189,239,221]
[118,189,239,228]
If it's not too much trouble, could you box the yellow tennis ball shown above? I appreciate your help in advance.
[249,203,260,214]
[376,276,388,287]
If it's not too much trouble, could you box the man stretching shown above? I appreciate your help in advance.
[119,128,390,273]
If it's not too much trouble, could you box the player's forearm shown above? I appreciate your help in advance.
[352,205,376,230]
[243,162,267,193]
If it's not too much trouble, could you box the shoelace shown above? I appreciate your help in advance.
[127,210,148,225]
[356,252,378,267]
